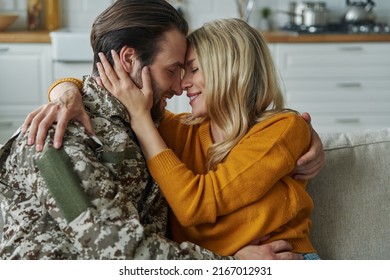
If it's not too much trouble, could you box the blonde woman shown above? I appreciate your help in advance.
[96,18,320,259]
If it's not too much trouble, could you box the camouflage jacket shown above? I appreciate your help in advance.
[0,76,231,260]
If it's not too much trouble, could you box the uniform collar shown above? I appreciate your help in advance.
[82,76,131,125]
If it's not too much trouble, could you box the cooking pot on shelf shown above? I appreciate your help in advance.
[281,2,329,27]
[343,0,376,24]
[303,2,329,27]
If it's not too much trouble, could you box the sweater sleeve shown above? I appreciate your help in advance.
[158,110,192,154]
[147,113,311,227]
[48,77,83,101]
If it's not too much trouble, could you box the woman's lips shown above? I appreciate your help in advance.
[188,93,199,105]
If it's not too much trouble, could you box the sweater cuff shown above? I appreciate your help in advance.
[48,78,83,102]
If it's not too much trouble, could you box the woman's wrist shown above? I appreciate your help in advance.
[131,114,168,160]
[130,112,154,137]
[48,78,83,102]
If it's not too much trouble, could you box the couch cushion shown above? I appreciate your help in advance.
[308,128,390,260]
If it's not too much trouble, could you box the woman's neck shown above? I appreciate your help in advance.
[210,121,224,143]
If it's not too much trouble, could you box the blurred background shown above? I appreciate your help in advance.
[1,0,389,31]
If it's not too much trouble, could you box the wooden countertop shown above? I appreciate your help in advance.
[261,30,390,43]
[1,30,390,44]
[0,31,51,43]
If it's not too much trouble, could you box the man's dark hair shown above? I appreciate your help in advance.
[90,0,188,74]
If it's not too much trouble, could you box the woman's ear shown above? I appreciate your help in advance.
[119,46,136,73]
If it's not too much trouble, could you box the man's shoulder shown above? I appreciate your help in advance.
[1,129,42,168]
[0,123,92,172]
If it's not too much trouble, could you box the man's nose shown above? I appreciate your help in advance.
[172,82,183,96]
[180,75,190,91]
[172,75,184,96]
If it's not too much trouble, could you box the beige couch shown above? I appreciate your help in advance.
[1,128,389,259]
[308,128,390,260]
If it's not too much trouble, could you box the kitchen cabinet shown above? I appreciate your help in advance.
[274,42,390,133]
[0,43,53,144]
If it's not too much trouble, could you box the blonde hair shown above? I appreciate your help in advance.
[185,18,289,170]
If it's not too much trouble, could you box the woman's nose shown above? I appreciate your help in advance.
[181,74,191,90]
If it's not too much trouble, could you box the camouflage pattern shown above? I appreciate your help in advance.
[0,76,232,260]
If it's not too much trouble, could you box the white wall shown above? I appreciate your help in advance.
[1,0,390,31]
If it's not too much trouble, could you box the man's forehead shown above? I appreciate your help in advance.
[154,31,187,67]
[153,48,185,68]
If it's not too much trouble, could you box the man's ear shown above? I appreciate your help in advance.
[119,46,137,73]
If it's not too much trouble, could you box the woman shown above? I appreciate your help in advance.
[96,18,320,259]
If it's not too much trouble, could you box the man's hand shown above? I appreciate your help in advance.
[234,240,303,260]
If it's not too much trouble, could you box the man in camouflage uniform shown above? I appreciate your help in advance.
[0,0,232,260]
[0,76,231,259]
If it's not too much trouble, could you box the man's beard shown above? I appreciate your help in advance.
[150,80,166,123]
[133,71,166,123]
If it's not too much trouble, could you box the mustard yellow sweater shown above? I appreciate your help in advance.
[153,111,316,256]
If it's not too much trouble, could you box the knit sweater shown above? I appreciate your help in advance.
[155,111,316,256]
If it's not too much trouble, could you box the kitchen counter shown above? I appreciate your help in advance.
[0,31,51,43]
[261,30,390,43]
[1,30,390,44]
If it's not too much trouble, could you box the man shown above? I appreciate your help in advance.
[0,0,308,260]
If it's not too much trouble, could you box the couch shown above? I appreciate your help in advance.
[308,128,390,260]
[1,128,389,259]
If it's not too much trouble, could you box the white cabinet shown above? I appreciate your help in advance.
[53,62,92,80]
[274,42,390,133]
[0,44,53,144]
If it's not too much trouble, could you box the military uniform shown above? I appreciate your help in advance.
[0,76,231,260]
